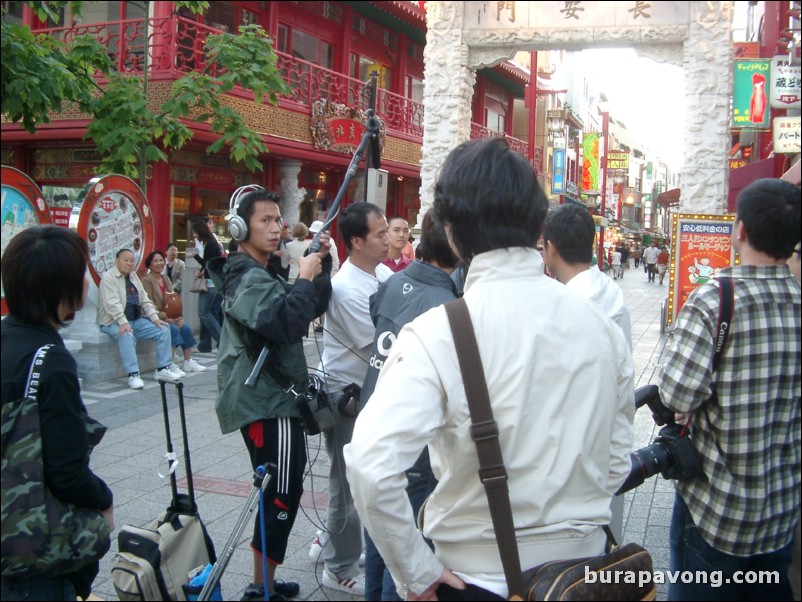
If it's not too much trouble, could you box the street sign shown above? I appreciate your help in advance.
[770,56,801,109]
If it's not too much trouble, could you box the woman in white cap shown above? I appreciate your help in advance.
[310,220,340,275]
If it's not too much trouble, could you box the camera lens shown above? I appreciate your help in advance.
[616,441,674,495]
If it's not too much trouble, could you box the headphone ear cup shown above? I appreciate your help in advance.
[228,215,248,242]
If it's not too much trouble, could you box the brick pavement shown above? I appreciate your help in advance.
[84,263,672,601]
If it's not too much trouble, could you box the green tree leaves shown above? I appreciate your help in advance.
[1,1,289,176]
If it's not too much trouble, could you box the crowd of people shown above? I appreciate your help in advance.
[2,140,799,602]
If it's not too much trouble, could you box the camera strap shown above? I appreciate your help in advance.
[712,277,734,373]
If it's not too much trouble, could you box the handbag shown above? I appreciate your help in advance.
[190,271,208,294]
[443,299,656,601]
[1,345,111,578]
[164,290,183,319]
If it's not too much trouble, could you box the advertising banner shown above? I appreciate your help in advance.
[731,60,771,129]
[552,148,565,194]
[667,214,737,326]
[770,56,801,109]
[773,116,802,153]
[582,132,600,195]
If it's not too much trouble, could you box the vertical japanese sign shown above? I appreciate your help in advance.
[770,56,801,109]
[552,148,565,194]
[582,133,600,195]
[667,214,737,326]
[731,60,771,129]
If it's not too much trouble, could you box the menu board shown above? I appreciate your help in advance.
[667,213,738,326]
[1,166,53,315]
[76,175,154,285]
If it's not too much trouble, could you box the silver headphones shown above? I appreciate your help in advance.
[228,185,265,241]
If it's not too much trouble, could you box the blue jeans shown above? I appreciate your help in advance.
[365,449,437,600]
[100,317,173,374]
[1,575,76,601]
[669,491,793,601]
[197,287,221,349]
[170,322,196,350]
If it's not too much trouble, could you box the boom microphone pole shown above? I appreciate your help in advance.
[245,111,381,387]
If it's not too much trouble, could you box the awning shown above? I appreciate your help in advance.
[727,158,775,212]
[657,188,681,209]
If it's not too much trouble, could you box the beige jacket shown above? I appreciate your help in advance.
[142,272,176,321]
[97,265,159,327]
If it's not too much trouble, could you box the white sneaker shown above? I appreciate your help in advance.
[322,569,365,596]
[155,367,181,382]
[128,374,145,390]
[309,533,324,562]
[168,363,186,378]
[182,358,207,372]
[309,533,365,566]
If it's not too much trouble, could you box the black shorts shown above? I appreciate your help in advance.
[240,417,307,564]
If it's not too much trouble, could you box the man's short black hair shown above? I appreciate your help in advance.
[416,211,459,268]
[339,202,384,252]
[736,178,801,260]
[1,225,88,326]
[433,137,548,264]
[542,202,596,265]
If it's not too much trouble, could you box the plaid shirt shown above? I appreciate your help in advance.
[658,264,801,556]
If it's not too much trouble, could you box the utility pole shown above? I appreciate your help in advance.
[598,111,609,270]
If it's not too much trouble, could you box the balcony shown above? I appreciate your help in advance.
[31,15,530,157]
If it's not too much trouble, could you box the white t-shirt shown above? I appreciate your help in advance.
[318,259,393,393]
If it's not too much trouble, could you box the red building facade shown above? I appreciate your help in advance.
[1,1,533,257]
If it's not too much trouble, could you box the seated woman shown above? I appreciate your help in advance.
[142,250,206,373]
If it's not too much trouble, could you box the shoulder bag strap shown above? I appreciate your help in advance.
[444,299,524,599]
[24,345,54,399]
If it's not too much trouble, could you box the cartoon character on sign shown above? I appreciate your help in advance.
[694,257,716,285]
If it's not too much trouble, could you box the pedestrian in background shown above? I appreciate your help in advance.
[382,215,412,273]
[164,242,185,292]
[142,250,206,373]
[346,138,633,601]
[189,219,223,351]
[659,178,800,601]
[286,222,310,283]
[657,245,670,285]
[643,241,659,282]
[2,226,114,601]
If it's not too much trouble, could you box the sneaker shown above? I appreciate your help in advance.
[322,569,365,596]
[168,363,186,378]
[128,374,145,390]
[241,581,299,601]
[309,533,365,567]
[308,533,324,562]
[155,366,182,382]
[182,358,207,372]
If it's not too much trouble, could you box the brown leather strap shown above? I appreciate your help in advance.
[444,298,524,598]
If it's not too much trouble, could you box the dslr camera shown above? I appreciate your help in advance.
[616,384,703,495]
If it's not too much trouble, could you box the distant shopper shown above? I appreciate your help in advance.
[657,245,670,285]
[1,226,114,601]
[643,241,660,282]
[382,216,412,273]
[189,219,223,350]
[285,222,311,283]
[98,249,185,389]
[164,242,185,292]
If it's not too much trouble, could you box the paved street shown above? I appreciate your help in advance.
[84,263,673,601]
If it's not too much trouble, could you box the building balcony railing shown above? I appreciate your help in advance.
[33,15,530,157]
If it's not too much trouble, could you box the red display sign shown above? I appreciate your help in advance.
[667,214,738,325]
[49,207,72,228]
[76,175,155,285]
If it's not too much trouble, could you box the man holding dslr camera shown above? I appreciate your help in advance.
[208,188,332,602]
[658,178,800,601]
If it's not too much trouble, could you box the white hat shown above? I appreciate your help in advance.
[309,220,325,233]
